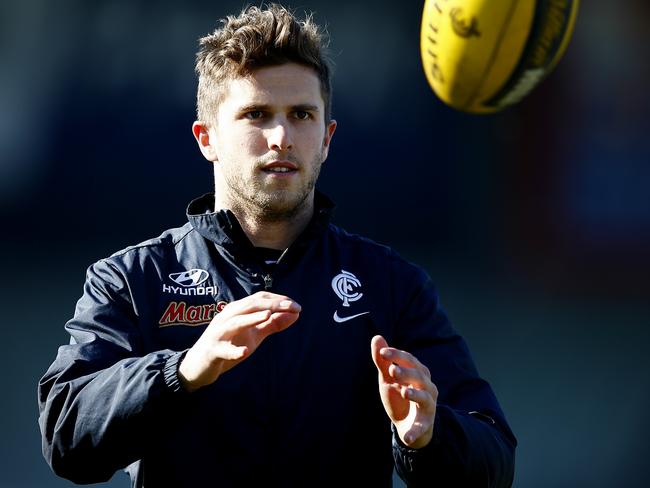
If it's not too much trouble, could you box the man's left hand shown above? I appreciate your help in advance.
[370,335,438,449]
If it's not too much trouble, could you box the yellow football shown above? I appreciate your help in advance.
[420,0,579,113]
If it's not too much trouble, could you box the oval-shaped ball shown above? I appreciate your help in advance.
[420,0,580,113]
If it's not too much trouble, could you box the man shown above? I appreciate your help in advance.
[39,4,516,487]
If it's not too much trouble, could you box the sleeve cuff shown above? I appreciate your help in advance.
[162,350,189,394]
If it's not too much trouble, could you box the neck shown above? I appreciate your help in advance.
[215,194,315,251]
[237,205,313,250]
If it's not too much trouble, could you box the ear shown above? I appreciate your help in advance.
[320,119,337,162]
[192,121,219,162]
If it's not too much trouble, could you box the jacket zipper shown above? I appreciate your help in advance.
[261,247,289,291]
[263,274,273,290]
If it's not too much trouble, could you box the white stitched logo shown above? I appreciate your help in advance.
[331,270,363,307]
[331,270,369,324]
[169,269,209,287]
[163,269,217,296]
[333,310,370,323]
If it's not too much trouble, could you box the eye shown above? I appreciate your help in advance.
[245,110,265,120]
[294,110,312,120]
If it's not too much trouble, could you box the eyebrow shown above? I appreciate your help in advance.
[237,103,320,113]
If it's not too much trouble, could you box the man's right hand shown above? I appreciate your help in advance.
[178,291,301,392]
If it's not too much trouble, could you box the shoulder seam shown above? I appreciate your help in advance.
[108,225,194,259]
[328,223,394,254]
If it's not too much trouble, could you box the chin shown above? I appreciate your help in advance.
[257,194,310,221]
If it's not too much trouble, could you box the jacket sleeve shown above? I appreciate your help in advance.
[38,258,187,484]
[389,255,517,487]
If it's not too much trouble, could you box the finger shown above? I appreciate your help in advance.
[255,311,301,336]
[380,347,431,379]
[221,293,301,319]
[399,389,436,447]
[222,309,273,335]
[402,385,437,412]
[389,363,435,391]
[379,346,420,368]
[370,335,392,380]
[402,421,434,447]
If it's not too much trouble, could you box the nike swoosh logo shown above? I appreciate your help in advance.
[333,310,370,323]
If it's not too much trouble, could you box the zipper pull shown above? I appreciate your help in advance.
[263,274,273,290]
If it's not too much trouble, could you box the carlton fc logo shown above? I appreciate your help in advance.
[331,270,369,323]
[331,270,363,307]
[163,268,217,296]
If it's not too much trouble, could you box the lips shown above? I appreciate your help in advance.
[261,160,298,174]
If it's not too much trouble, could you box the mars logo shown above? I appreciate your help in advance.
[159,300,228,327]
[163,269,217,296]
[331,270,363,307]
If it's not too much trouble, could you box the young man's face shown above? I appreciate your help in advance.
[195,62,336,222]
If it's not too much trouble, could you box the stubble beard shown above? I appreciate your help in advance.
[225,152,323,224]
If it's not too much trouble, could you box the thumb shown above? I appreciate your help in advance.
[370,335,391,379]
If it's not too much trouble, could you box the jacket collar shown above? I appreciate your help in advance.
[186,190,335,256]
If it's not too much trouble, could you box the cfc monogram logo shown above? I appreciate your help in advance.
[331,270,363,307]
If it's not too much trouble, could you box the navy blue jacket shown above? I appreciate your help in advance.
[38,192,516,487]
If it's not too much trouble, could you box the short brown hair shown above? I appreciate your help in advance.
[195,3,333,125]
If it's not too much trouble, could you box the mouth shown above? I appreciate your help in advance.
[261,160,299,175]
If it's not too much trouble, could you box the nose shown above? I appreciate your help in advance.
[266,119,293,152]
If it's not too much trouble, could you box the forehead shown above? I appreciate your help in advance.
[221,63,324,110]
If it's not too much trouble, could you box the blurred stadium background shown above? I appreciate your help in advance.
[1,0,648,486]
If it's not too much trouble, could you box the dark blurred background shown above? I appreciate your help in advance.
[1,1,649,487]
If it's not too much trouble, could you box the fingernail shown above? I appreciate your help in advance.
[405,434,413,444]
[380,348,392,358]
[280,300,300,311]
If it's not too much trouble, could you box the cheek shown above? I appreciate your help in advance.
[220,128,263,155]
[303,129,327,152]
[243,128,268,149]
